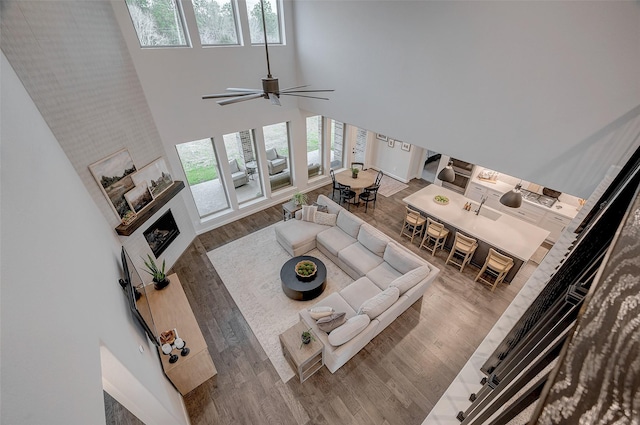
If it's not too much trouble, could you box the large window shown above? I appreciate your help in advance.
[223,130,263,204]
[176,138,229,217]
[329,119,344,169]
[246,0,282,44]
[306,116,323,178]
[191,0,240,45]
[125,0,189,47]
[263,122,291,191]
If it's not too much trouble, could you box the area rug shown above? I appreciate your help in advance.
[206,224,352,382]
[378,174,409,197]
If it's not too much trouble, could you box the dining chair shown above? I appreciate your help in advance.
[475,248,514,291]
[351,162,365,171]
[374,170,384,186]
[359,184,379,212]
[329,169,341,200]
[419,218,450,256]
[339,184,357,211]
[445,232,478,272]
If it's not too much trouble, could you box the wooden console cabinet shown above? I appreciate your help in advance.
[145,273,216,395]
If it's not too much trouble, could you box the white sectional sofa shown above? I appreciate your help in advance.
[275,194,440,373]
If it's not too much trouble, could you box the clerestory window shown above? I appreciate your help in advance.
[246,0,282,45]
[191,0,240,46]
[125,0,189,48]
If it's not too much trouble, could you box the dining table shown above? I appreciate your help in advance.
[335,169,376,195]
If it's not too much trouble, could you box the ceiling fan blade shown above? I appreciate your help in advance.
[280,84,310,92]
[268,93,281,106]
[217,93,265,105]
[226,88,263,93]
[203,92,260,100]
[280,93,330,101]
[280,89,335,94]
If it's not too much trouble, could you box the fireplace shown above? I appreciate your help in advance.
[144,210,180,258]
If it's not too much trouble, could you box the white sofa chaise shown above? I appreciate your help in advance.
[275,194,439,373]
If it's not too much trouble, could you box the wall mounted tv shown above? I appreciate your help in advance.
[119,247,159,347]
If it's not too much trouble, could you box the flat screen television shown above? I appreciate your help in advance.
[119,247,159,347]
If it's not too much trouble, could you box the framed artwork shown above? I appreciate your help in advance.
[125,183,153,213]
[401,142,411,152]
[132,157,173,198]
[89,149,137,219]
[376,133,388,141]
[388,139,395,148]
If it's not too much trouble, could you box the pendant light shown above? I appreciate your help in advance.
[437,160,455,183]
[500,182,523,208]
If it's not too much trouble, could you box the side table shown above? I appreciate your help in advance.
[279,321,324,383]
[245,161,258,180]
[282,200,302,221]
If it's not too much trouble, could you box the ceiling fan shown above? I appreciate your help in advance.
[202,0,333,106]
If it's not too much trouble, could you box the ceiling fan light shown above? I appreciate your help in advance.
[437,162,456,183]
[500,184,523,208]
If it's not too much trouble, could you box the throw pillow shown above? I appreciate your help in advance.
[357,286,400,319]
[314,211,338,226]
[316,312,347,333]
[389,266,430,295]
[309,306,334,320]
[327,314,370,347]
[312,202,329,213]
[301,205,317,222]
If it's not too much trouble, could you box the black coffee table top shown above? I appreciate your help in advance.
[280,255,327,301]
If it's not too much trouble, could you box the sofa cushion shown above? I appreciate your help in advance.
[328,314,371,347]
[308,306,334,320]
[339,243,385,277]
[316,312,347,333]
[301,205,317,222]
[383,242,424,274]
[358,286,400,319]
[266,148,278,160]
[229,159,240,173]
[366,262,403,290]
[275,220,329,253]
[314,211,337,227]
[317,226,356,256]
[336,210,364,239]
[357,223,390,257]
[389,265,430,295]
[339,277,382,312]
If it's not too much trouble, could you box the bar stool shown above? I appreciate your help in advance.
[420,218,450,256]
[445,232,478,272]
[400,207,426,243]
[475,248,514,292]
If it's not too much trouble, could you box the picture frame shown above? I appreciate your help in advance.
[388,139,395,148]
[132,157,173,198]
[89,149,137,219]
[376,133,388,142]
[401,142,411,152]
[125,182,154,213]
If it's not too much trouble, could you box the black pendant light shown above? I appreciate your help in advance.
[437,160,455,183]
[500,183,523,208]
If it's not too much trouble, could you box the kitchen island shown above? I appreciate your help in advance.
[403,185,549,282]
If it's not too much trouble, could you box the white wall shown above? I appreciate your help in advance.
[293,1,640,198]
[370,137,423,183]
[1,54,188,425]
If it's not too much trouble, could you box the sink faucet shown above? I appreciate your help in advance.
[475,196,488,215]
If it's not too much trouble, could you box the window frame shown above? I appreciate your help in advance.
[191,0,242,47]
[247,0,284,46]
[125,0,191,49]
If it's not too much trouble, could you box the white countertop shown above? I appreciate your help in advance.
[471,178,579,219]
[403,185,550,261]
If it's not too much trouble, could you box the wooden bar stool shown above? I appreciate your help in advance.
[475,248,514,291]
[420,218,450,256]
[400,207,426,243]
[445,232,478,272]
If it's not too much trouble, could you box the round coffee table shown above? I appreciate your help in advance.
[280,255,327,301]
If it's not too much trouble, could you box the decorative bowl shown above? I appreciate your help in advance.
[433,195,449,205]
[295,260,317,281]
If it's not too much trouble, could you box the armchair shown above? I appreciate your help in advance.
[229,159,249,188]
[266,148,287,175]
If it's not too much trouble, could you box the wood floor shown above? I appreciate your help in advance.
[169,178,535,425]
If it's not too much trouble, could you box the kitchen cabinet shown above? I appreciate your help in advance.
[485,188,504,210]
[466,182,487,202]
[501,201,545,224]
[539,212,571,243]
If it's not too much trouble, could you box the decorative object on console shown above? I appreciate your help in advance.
[89,148,137,219]
[292,192,308,207]
[350,167,360,179]
[142,254,170,289]
[300,328,315,348]
[500,182,523,208]
[132,157,173,198]
[295,260,318,281]
[160,328,190,364]
[437,160,456,183]
[401,142,411,152]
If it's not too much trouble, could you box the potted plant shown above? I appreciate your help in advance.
[351,167,360,179]
[291,191,308,206]
[142,254,170,290]
[300,328,315,348]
